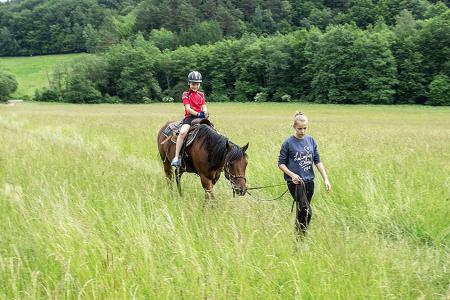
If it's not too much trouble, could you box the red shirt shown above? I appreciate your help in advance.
[182,90,205,117]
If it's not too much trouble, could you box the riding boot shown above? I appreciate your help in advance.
[171,156,181,167]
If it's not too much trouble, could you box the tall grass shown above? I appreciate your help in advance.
[0,102,448,299]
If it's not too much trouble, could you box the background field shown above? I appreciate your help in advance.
[0,53,86,98]
[0,102,449,299]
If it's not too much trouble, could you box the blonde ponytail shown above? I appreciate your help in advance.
[293,111,308,124]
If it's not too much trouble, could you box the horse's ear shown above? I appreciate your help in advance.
[226,140,233,152]
[242,142,249,152]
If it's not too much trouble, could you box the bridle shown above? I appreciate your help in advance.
[224,160,247,195]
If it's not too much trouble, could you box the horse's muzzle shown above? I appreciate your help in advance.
[233,187,247,196]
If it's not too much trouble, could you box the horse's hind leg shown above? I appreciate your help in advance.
[163,160,174,188]
[175,168,182,196]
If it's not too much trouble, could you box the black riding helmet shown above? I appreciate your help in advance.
[188,71,202,83]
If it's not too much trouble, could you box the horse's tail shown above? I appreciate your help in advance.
[157,121,173,161]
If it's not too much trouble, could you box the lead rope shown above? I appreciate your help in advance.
[245,188,289,202]
[244,182,289,202]
[290,180,307,213]
[246,183,286,190]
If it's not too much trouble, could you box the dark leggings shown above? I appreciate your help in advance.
[181,116,197,125]
[288,181,315,234]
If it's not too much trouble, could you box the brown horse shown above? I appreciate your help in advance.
[157,121,249,199]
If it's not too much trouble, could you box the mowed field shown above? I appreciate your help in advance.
[0,102,449,299]
[0,53,86,97]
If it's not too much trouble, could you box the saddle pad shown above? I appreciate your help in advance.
[185,124,202,147]
[162,121,183,137]
[163,123,209,147]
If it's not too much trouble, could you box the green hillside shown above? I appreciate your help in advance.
[0,53,87,98]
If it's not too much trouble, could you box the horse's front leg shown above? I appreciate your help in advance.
[200,174,215,202]
[204,189,214,201]
[212,170,221,185]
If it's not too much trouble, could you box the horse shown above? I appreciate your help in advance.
[157,120,249,200]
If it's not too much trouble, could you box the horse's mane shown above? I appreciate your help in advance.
[196,125,229,169]
[195,125,247,170]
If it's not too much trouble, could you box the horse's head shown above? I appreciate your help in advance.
[224,142,249,196]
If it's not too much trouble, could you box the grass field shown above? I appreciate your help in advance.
[0,102,449,299]
[0,53,86,98]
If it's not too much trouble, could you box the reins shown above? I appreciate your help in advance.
[224,161,247,197]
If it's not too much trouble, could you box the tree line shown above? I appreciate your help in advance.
[33,10,450,105]
[0,0,448,55]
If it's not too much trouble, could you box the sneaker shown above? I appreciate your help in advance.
[171,157,180,167]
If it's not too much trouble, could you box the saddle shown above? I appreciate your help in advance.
[161,118,215,170]
[161,118,214,145]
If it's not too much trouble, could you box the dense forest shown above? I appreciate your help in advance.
[1,0,448,55]
[1,0,449,104]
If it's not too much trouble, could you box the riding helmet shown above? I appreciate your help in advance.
[187,71,202,83]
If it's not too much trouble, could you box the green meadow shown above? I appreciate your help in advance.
[0,53,86,98]
[0,102,449,299]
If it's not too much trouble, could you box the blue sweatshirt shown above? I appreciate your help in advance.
[278,135,321,182]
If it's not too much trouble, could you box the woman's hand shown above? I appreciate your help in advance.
[324,179,331,192]
[291,174,302,184]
